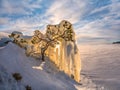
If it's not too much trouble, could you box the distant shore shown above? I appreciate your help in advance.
[113,41,120,44]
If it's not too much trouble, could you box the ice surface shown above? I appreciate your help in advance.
[79,44,120,90]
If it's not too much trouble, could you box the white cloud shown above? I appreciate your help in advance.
[0,17,10,25]
[45,0,90,24]
[0,0,120,43]
[0,0,90,33]
[0,14,49,35]
[76,17,120,42]
[0,0,42,15]
[75,0,120,42]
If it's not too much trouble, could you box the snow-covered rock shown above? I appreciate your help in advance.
[8,20,81,82]
[46,20,80,82]
[0,32,11,47]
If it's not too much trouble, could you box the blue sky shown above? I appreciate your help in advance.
[0,0,120,44]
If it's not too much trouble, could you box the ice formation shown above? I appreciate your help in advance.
[9,20,81,82]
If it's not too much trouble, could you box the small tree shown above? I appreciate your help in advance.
[33,20,75,61]
[25,85,32,90]
[9,20,75,61]
[12,73,22,81]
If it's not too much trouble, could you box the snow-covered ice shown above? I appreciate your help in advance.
[79,44,120,90]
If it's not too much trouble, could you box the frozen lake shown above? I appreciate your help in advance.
[79,44,120,90]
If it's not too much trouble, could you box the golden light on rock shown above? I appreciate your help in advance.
[9,20,81,82]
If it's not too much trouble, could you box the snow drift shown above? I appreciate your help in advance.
[0,42,99,90]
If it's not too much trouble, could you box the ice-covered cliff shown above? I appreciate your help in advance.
[46,20,81,82]
[9,20,81,82]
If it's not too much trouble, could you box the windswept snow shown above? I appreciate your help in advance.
[0,65,25,90]
[0,42,99,90]
[80,44,120,90]
[0,43,75,90]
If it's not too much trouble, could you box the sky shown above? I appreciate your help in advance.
[0,0,120,44]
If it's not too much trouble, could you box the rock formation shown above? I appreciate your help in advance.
[9,20,81,82]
